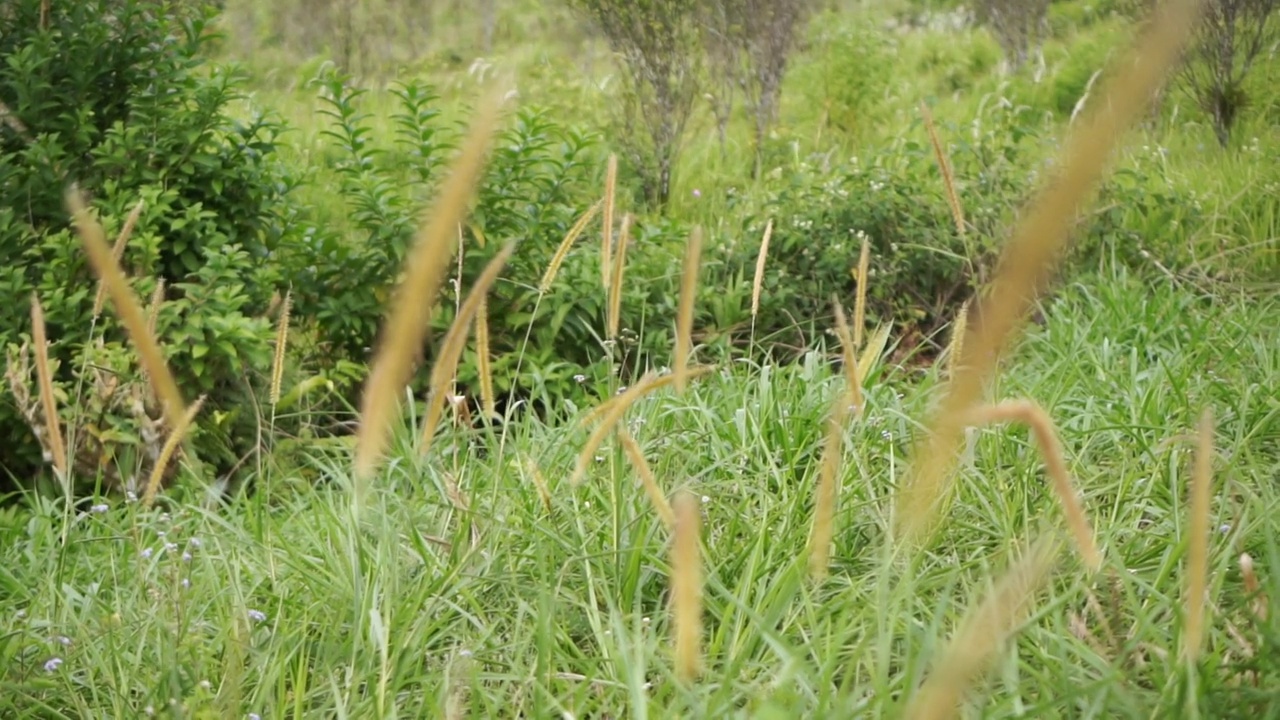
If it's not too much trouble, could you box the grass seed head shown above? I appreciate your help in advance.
[751,219,773,319]
[675,226,703,393]
[29,295,67,480]
[672,490,703,683]
[1183,407,1215,663]
[606,213,631,340]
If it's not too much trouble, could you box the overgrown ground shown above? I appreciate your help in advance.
[3,270,1278,717]
[3,0,1280,717]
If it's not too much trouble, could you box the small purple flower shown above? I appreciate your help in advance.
[248,714,262,720]
[188,537,202,549]
[55,635,71,647]
[140,548,153,559]
[90,503,109,514]
[181,578,191,589]
[44,657,63,672]
[247,609,267,623]
[182,552,192,563]
[692,189,701,198]
[1220,524,1232,534]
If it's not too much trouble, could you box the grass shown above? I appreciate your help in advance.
[2,270,1278,716]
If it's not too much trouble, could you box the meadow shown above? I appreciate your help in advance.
[2,0,1279,717]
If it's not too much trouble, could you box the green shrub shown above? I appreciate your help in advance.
[0,0,305,494]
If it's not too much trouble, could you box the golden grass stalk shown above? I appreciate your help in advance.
[145,279,166,341]
[831,300,863,415]
[852,234,870,352]
[619,429,675,529]
[539,199,602,293]
[475,296,495,419]
[353,88,505,486]
[948,300,970,379]
[856,323,892,387]
[808,398,849,580]
[523,454,553,514]
[674,226,703,393]
[922,102,966,237]
[904,535,1061,720]
[1239,553,1267,622]
[750,219,773,319]
[421,241,517,453]
[891,0,1204,545]
[965,400,1102,573]
[601,154,617,290]
[606,213,631,340]
[142,394,206,507]
[1183,408,1215,663]
[578,365,716,431]
[92,198,144,319]
[671,490,703,683]
[572,366,715,486]
[68,189,187,428]
[270,290,292,407]
[29,295,67,480]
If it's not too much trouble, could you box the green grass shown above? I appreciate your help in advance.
[3,269,1278,717]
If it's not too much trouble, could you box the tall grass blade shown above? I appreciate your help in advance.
[29,295,67,481]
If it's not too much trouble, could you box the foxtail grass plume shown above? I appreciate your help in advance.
[601,154,617,290]
[29,295,67,480]
[808,397,849,580]
[947,300,970,379]
[540,199,602,293]
[751,219,773,319]
[922,102,965,238]
[421,241,517,453]
[619,429,675,529]
[475,296,496,419]
[1183,408,1215,663]
[353,87,506,489]
[852,234,870,352]
[904,535,1061,720]
[674,226,703,393]
[892,0,1205,546]
[142,395,206,507]
[1239,553,1266,622]
[270,290,292,407]
[92,198,144,318]
[606,213,631,340]
[522,454,553,514]
[68,189,187,429]
[671,490,703,683]
[965,400,1102,572]
[831,300,863,415]
[856,324,892,387]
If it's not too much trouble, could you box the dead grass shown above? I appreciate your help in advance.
[672,490,703,683]
[674,226,702,393]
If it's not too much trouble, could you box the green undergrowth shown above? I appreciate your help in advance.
[3,270,1277,717]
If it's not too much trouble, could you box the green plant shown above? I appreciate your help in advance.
[0,0,307,493]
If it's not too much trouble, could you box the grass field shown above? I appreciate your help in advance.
[3,0,1280,717]
[3,268,1278,717]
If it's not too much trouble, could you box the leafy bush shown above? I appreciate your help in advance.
[0,0,306,493]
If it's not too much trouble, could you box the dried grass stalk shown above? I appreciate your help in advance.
[750,219,773,319]
[572,366,715,485]
[892,0,1204,545]
[674,226,703,393]
[619,429,675,529]
[421,241,517,453]
[68,189,187,428]
[904,535,1061,720]
[852,234,870,352]
[857,324,892,387]
[29,296,67,479]
[270,290,292,407]
[808,398,849,580]
[539,199,602,292]
[922,102,966,237]
[831,300,863,415]
[606,213,631,340]
[92,198,145,318]
[523,454,553,514]
[578,366,715,428]
[965,400,1102,572]
[672,490,703,683]
[353,89,505,486]
[601,154,617,290]
[145,279,166,341]
[475,296,495,419]
[948,300,970,379]
[142,395,206,507]
[1183,408,1215,663]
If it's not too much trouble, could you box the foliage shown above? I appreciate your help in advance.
[0,0,305,493]
[974,0,1051,70]
[1178,0,1279,147]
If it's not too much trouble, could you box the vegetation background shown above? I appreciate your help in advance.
[1,0,1277,716]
